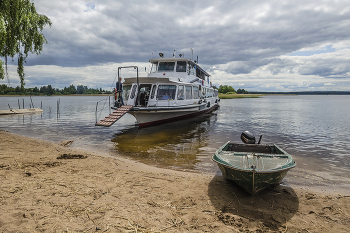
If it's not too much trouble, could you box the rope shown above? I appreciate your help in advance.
[95,74,119,121]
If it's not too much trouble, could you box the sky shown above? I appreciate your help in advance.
[1,0,350,92]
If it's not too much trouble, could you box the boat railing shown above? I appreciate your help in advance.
[95,95,113,124]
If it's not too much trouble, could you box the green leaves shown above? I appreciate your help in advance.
[0,0,51,88]
[218,85,236,94]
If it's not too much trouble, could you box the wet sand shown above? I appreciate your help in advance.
[1,129,349,232]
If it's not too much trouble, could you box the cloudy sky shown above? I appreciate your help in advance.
[2,0,350,92]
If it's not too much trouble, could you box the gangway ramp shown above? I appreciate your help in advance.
[95,105,133,127]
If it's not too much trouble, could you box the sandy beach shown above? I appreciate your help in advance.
[1,129,349,232]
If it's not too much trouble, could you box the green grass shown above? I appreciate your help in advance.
[218,93,264,99]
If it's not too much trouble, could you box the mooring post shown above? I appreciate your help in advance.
[95,102,98,123]
[30,96,34,108]
[23,99,24,109]
[18,99,20,109]
[57,100,59,116]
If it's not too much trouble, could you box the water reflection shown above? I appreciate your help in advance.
[1,95,349,177]
[111,112,218,171]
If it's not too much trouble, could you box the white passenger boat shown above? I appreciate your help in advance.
[97,53,219,127]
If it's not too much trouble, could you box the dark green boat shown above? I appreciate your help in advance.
[212,141,296,195]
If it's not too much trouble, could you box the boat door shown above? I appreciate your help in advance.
[147,84,157,107]
[127,84,138,106]
[136,84,152,107]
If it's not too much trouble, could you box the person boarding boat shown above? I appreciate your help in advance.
[115,77,124,106]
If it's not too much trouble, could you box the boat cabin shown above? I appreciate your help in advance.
[121,58,218,107]
[148,58,210,81]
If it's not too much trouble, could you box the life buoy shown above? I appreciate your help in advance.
[114,88,118,101]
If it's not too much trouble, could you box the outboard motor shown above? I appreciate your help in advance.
[241,131,262,144]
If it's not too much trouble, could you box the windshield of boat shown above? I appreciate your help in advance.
[176,61,187,72]
[193,86,199,99]
[188,63,196,75]
[156,85,176,100]
[177,85,184,100]
[158,62,175,71]
[185,86,192,99]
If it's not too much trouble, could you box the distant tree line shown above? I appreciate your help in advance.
[0,84,112,96]
[218,85,248,94]
[249,91,350,95]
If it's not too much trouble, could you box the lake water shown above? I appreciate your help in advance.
[1,95,350,192]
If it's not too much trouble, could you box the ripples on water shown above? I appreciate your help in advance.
[0,95,349,175]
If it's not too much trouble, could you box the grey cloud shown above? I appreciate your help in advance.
[32,0,350,68]
[3,0,350,92]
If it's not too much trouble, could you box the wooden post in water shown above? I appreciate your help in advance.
[18,99,20,109]
[109,96,111,114]
[95,102,98,123]
[22,99,24,109]
[57,100,59,116]
[41,101,42,109]
[30,96,34,108]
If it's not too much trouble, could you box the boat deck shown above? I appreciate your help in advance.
[218,151,290,171]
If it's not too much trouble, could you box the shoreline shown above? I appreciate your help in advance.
[0,94,111,97]
[1,130,349,232]
[218,93,265,99]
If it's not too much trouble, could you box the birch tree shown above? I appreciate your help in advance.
[0,0,51,90]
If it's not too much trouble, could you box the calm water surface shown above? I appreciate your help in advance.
[1,95,349,179]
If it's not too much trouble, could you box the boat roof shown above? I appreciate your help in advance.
[149,57,191,63]
[149,57,210,77]
[123,77,171,85]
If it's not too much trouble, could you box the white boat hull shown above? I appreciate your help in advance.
[129,101,219,127]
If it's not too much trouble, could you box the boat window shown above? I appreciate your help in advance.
[185,86,192,99]
[150,85,157,99]
[177,85,184,100]
[188,64,196,76]
[150,62,157,73]
[156,85,176,100]
[130,85,137,99]
[176,61,187,72]
[139,85,151,94]
[208,89,213,97]
[158,62,175,71]
[122,85,132,100]
[193,86,199,99]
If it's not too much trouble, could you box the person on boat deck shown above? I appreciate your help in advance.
[163,92,170,100]
[116,77,124,105]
